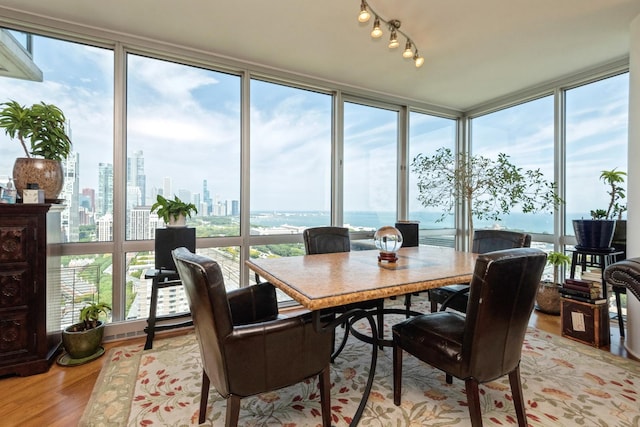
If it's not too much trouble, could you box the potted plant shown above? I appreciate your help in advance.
[572,168,626,250]
[151,194,198,227]
[0,100,72,201]
[61,301,111,360]
[412,147,562,249]
[535,251,571,315]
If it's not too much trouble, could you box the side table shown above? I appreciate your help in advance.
[568,247,624,336]
[143,269,193,350]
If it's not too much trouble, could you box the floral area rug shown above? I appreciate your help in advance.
[80,298,640,426]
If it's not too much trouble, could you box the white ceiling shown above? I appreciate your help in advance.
[0,0,638,111]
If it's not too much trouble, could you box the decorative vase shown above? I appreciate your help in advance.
[61,321,105,359]
[12,157,64,201]
[572,219,616,250]
[535,281,561,315]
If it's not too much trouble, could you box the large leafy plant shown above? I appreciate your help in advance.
[0,100,72,162]
[412,147,562,249]
[151,194,198,223]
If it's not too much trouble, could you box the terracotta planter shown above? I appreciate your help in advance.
[12,157,64,201]
[535,281,561,315]
[61,321,104,359]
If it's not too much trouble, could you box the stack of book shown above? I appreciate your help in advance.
[560,277,607,304]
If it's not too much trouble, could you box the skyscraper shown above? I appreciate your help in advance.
[97,163,113,217]
[127,150,146,206]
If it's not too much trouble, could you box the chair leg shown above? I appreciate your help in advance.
[446,374,453,384]
[225,395,241,427]
[464,378,483,427]
[393,344,403,405]
[615,290,625,337]
[508,366,528,427]
[318,366,332,427]
[199,370,210,424]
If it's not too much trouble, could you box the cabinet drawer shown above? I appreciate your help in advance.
[0,311,31,358]
[0,224,31,263]
[0,267,30,308]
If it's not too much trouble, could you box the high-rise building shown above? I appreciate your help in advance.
[129,206,154,240]
[96,213,113,241]
[163,177,172,199]
[127,150,146,205]
[60,152,80,242]
[97,163,113,217]
[203,179,211,215]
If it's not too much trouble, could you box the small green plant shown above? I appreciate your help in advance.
[0,100,72,161]
[78,301,111,330]
[549,250,570,280]
[590,169,626,220]
[151,194,198,223]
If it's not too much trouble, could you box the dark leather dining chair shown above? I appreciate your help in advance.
[303,226,385,351]
[393,247,547,427]
[172,247,333,427]
[428,229,531,313]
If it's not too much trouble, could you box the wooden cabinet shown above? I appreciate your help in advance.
[0,204,61,376]
[561,297,610,348]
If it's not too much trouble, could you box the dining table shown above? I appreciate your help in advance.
[246,245,477,426]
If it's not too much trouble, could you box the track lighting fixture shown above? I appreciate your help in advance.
[356,0,424,68]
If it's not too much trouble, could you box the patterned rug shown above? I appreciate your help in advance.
[80,299,640,426]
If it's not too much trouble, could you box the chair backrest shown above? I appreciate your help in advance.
[472,229,531,254]
[462,247,547,382]
[303,226,351,255]
[172,247,233,397]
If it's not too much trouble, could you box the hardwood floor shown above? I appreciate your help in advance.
[0,309,634,427]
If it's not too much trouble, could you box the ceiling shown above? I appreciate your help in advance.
[0,0,638,111]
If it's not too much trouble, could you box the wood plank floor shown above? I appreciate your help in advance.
[0,309,634,427]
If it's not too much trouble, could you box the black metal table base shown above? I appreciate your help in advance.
[313,308,378,427]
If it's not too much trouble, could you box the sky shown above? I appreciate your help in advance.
[0,29,629,217]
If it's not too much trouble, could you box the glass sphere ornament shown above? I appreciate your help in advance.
[374,225,403,263]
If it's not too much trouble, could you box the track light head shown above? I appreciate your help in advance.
[371,17,383,38]
[402,41,414,58]
[358,1,371,23]
[388,29,399,49]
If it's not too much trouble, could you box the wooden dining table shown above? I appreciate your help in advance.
[246,245,477,426]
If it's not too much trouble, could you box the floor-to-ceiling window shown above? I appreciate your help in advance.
[249,79,332,241]
[470,95,556,237]
[565,73,629,230]
[124,53,242,320]
[343,101,398,234]
[408,111,457,246]
[0,29,114,328]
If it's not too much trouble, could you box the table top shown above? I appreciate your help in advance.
[246,246,477,311]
